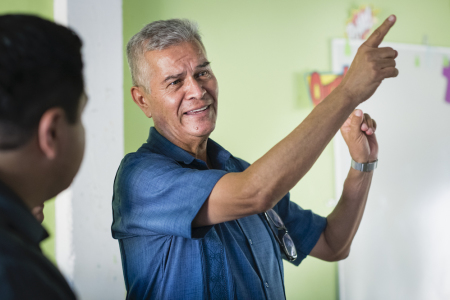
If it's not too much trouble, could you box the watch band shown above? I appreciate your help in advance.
[351,159,378,172]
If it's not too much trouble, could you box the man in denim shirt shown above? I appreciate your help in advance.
[112,16,398,299]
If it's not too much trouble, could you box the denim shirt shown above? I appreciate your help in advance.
[112,127,327,300]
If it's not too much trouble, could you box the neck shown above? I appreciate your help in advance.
[184,138,208,163]
[154,126,210,165]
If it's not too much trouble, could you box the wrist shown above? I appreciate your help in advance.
[330,85,359,109]
[351,158,378,172]
[337,83,361,107]
[351,157,378,164]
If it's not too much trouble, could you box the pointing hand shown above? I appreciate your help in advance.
[340,15,399,104]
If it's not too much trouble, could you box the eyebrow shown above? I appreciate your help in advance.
[197,61,210,69]
[163,73,184,83]
[162,61,211,83]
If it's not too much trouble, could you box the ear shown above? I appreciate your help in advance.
[131,86,152,118]
[38,108,65,160]
[31,203,45,223]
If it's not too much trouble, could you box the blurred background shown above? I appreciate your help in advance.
[2,0,450,299]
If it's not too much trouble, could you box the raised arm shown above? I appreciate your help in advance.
[310,109,378,261]
[193,15,398,228]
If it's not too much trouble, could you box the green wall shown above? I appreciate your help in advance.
[0,0,56,264]
[123,0,450,299]
[0,0,53,18]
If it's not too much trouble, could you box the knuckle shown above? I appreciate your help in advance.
[390,68,399,77]
[371,62,378,72]
[370,69,378,80]
[367,51,377,61]
[373,29,381,38]
[391,68,397,77]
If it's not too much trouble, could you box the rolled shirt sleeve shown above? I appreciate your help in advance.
[274,193,327,265]
[112,152,227,240]
[231,157,327,265]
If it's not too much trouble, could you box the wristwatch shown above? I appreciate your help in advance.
[351,159,378,172]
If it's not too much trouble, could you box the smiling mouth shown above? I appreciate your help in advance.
[185,105,210,115]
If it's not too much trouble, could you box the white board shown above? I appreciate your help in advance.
[333,38,450,300]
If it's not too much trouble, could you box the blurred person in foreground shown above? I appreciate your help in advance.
[0,15,86,299]
[112,16,398,299]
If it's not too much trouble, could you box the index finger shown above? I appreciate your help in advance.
[363,15,396,48]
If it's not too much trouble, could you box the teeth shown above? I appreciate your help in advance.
[189,106,208,113]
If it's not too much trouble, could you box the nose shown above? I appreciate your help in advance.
[185,77,206,100]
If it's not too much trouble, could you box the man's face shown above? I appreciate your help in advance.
[143,41,218,144]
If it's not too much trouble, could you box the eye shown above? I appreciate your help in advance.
[197,71,209,78]
[169,79,181,86]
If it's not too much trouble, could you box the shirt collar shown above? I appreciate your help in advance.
[0,180,48,246]
[142,127,232,169]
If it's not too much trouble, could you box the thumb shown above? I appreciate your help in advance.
[350,109,364,131]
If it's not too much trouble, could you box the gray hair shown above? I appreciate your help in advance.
[127,19,204,92]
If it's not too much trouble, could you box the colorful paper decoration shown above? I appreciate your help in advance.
[443,65,450,104]
[346,5,378,40]
[306,67,349,106]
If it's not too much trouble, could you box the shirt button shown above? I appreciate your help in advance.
[265,282,269,288]
[249,239,253,245]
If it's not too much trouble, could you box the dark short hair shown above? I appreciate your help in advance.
[0,14,84,150]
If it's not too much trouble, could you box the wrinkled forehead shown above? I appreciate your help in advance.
[144,37,206,54]
[144,40,208,79]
